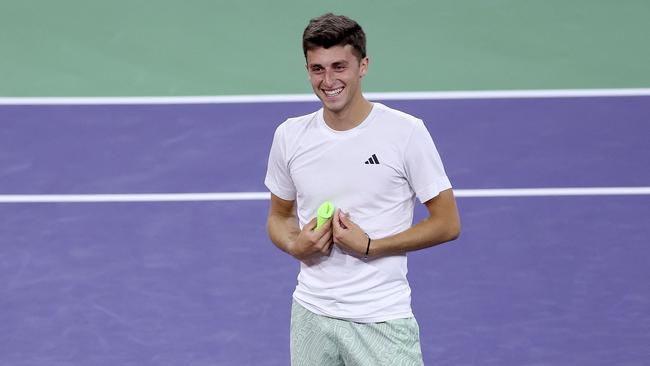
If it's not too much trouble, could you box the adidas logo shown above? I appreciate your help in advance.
[364,154,380,165]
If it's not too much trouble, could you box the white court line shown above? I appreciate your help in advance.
[455,187,650,197]
[1,88,650,105]
[0,192,270,203]
[1,187,649,203]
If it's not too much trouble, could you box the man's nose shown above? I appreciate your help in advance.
[323,69,335,86]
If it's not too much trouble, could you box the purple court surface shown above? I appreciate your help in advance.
[1,96,649,365]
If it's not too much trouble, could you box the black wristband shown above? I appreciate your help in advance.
[364,234,371,259]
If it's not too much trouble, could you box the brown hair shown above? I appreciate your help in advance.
[302,13,366,61]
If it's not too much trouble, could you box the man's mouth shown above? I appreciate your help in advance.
[323,87,344,97]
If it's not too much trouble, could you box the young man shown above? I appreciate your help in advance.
[265,13,460,366]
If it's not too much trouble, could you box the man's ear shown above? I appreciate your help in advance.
[360,57,369,78]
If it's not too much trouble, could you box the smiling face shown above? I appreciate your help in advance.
[306,45,369,116]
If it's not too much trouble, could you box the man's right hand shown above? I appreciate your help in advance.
[288,217,333,261]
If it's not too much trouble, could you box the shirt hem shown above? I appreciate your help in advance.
[264,183,296,201]
[416,177,452,203]
[293,295,414,324]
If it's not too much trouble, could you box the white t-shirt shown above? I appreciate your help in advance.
[265,103,451,323]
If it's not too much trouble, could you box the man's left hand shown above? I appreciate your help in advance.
[332,208,369,257]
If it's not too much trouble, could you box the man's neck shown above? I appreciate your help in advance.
[323,96,373,131]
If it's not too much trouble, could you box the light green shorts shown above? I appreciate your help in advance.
[290,300,424,366]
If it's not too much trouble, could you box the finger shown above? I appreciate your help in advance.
[339,211,350,224]
[306,217,318,231]
[312,218,332,242]
[332,209,343,230]
[321,216,333,231]
[316,229,332,249]
[320,243,332,256]
[318,232,333,254]
[337,209,349,229]
[321,241,333,255]
[342,211,359,230]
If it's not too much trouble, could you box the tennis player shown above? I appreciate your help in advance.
[265,13,460,365]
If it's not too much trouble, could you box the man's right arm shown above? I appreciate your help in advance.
[267,193,333,261]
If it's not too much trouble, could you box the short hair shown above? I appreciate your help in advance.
[302,13,366,61]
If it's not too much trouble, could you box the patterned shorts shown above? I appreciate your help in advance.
[290,300,424,366]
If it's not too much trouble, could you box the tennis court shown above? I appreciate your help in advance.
[1,1,649,365]
[2,93,649,365]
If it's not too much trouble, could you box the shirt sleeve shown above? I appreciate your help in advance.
[264,123,296,201]
[404,120,452,203]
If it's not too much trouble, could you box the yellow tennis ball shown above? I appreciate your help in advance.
[316,201,334,229]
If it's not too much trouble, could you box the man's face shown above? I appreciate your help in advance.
[306,45,368,114]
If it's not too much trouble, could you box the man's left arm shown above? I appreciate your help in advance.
[333,188,460,257]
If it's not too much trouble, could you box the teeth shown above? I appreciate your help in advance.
[324,88,343,97]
